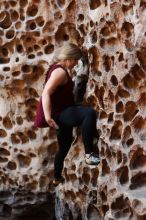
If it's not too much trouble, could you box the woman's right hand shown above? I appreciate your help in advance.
[46,118,59,129]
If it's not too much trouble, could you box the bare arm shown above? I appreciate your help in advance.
[42,67,67,129]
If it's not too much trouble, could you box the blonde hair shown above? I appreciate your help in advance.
[51,43,83,64]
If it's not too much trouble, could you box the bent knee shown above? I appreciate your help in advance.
[87,107,97,119]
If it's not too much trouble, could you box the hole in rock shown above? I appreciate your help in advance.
[0,129,7,137]
[2,47,8,56]
[91,31,97,43]
[82,171,90,185]
[43,20,55,33]
[103,55,112,72]
[0,12,12,29]
[0,157,8,163]
[89,46,100,73]
[36,16,44,27]
[123,74,138,89]
[27,46,33,53]
[55,22,81,44]
[34,44,40,51]
[10,196,56,219]
[78,14,84,21]
[2,204,12,217]
[99,111,107,120]
[7,161,17,170]
[16,116,23,125]
[121,22,134,37]
[17,132,29,144]
[29,87,38,97]
[63,34,69,41]
[15,21,22,29]
[111,195,128,210]
[27,5,38,17]
[127,138,134,146]
[20,0,28,8]
[100,191,107,202]
[10,1,17,7]
[18,154,31,167]
[20,14,25,21]
[102,159,110,176]
[0,75,4,81]
[25,109,35,121]
[11,133,20,144]
[118,53,124,61]
[108,112,114,122]
[21,64,31,73]
[87,204,101,220]
[44,44,54,54]
[100,38,105,48]
[0,53,8,65]
[107,37,118,46]
[12,71,21,77]
[57,0,66,8]
[54,11,62,20]
[111,75,118,86]
[110,120,123,140]
[3,67,10,71]
[27,130,36,140]
[125,40,134,52]
[25,98,38,110]
[67,0,76,13]
[117,150,122,164]
[130,148,146,170]
[11,79,25,92]
[69,174,77,183]
[122,4,133,14]
[123,101,138,121]
[91,168,99,186]
[10,10,19,21]
[102,205,109,216]
[137,50,146,70]
[138,93,146,107]
[101,26,110,36]
[6,29,15,39]
[47,142,58,155]
[116,101,124,113]
[117,87,130,98]
[28,54,35,59]
[105,146,112,160]
[130,64,145,81]
[15,57,19,62]
[29,21,37,30]
[0,147,10,156]
[16,44,24,53]
[117,166,129,184]
[130,172,146,190]
[89,0,101,10]
[3,116,13,129]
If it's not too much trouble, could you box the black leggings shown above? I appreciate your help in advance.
[54,106,99,178]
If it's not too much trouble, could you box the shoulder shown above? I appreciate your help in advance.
[51,66,67,78]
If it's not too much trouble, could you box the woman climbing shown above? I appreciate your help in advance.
[34,43,100,186]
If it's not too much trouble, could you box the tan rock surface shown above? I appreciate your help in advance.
[0,0,146,219]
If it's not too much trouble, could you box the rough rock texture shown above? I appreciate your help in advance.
[0,0,146,219]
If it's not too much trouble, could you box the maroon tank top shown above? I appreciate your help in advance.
[48,64,75,118]
[34,64,74,128]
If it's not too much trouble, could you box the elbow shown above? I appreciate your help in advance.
[42,91,50,101]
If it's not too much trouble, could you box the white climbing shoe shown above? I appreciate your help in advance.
[85,152,100,165]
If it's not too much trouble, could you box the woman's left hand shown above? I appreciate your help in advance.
[46,118,59,129]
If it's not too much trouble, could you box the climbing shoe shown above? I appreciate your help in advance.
[85,152,100,165]
[52,176,65,186]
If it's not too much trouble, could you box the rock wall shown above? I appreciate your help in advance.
[0,0,146,219]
